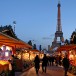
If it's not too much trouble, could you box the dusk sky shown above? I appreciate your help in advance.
[0,0,76,49]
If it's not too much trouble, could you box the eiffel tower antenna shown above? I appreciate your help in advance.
[58,0,60,3]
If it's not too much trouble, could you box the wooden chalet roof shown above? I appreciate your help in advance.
[0,32,32,49]
[57,45,76,52]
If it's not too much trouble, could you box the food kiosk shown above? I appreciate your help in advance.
[57,45,76,74]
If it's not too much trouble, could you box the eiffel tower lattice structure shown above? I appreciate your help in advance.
[51,1,64,49]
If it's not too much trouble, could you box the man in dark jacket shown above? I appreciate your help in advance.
[34,55,40,74]
[42,54,48,73]
[62,55,70,76]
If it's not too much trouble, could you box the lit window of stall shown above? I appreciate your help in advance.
[0,45,12,60]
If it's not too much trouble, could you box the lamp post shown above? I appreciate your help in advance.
[13,21,16,33]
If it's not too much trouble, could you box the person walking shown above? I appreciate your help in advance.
[8,55,16,76]
[34,55,40,75]
[62,55,70,76]
[55,55,59,66]
[42,54,48,73]
[58,55,62,66]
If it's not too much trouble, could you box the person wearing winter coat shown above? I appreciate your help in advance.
[62,55,70,76]
[42,54,48,73]
[34,55,40,74]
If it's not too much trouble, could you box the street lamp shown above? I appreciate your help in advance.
[13,21,16,33]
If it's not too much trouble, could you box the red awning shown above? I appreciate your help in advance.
[57,45,76,52]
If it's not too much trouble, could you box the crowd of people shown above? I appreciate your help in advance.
[34,54,70,76]
[7,54,70,76]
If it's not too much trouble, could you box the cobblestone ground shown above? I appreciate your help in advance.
[16,65,75,76]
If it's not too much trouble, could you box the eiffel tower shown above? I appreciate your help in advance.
[52,1,64,48]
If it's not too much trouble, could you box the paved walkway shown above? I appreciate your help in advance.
[16,65,75,76]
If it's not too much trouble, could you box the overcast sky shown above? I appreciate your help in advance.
[0,0,76,49]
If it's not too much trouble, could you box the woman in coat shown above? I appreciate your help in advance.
[62,55,70,76]
[42,54,48,73]
[34,55,40,74]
